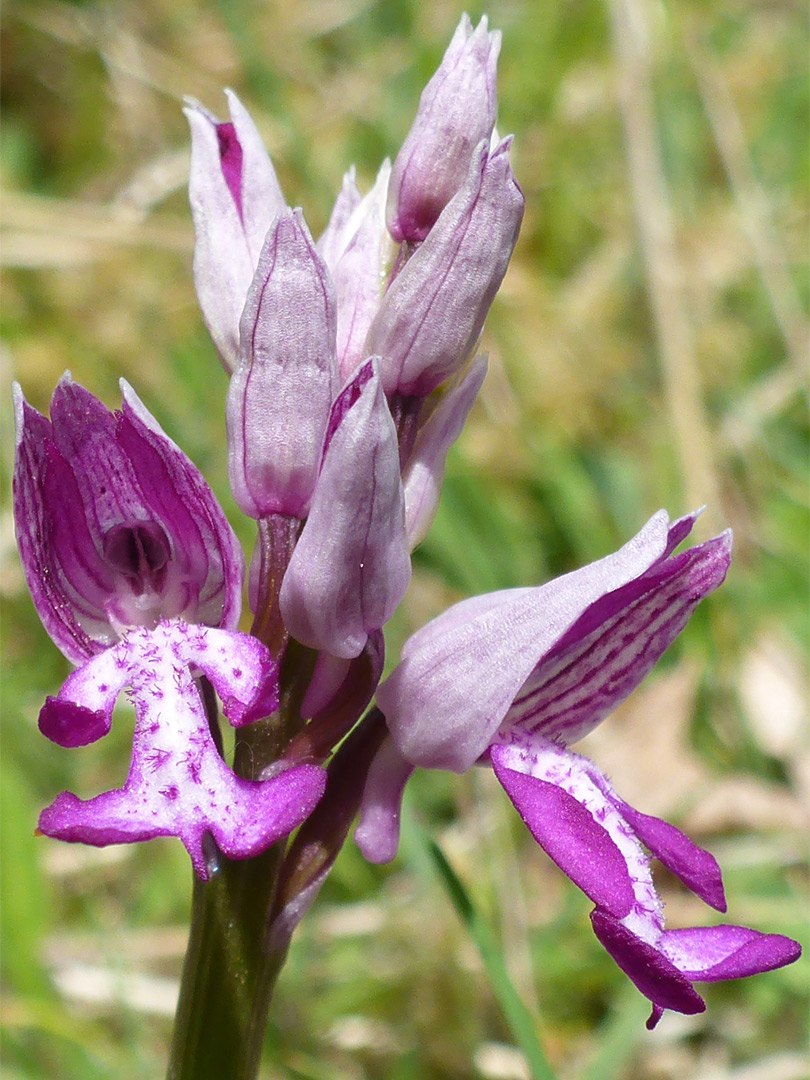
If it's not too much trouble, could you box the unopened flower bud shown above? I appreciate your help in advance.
[226,208,338,520]
[387,14,501,243]
[367,138,523,397]
[185,91,287,371]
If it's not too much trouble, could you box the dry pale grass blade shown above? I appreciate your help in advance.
[680,20,809,374]
[0,191,192,267]
[606,0,721,524]
[15,0,235,105]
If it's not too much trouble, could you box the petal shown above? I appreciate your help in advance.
[316,167,363,270]
[13,384,116,661]
[378,510,672,772]
[660,925,802,982]
[227,208,338,519]
[38,642,131,747]
[617,800,726,912]
[403,354,487,547]
[38,622,324,879]
[354,735,415,864]
[590,909,706,1017]
[119,381,244,630]
[280,362,411,658]
[368,138,524,397]
[49,376,148,537]
[491,741,640,919]
[387,15,501,243]
[39,763,325,880]
[164,622,280,727]
[223,89,286,264]
[507,532,732,745]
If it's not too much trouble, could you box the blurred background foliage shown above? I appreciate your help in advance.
[1,0,807,1077]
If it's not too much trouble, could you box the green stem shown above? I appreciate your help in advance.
[167,847,288,1080]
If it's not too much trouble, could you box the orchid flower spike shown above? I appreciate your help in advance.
[13,376,244,665]
[357,509,801,1024]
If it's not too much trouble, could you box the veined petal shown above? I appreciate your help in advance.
[49,377,148,536]
[227,208,338,519]
[119,381,244,631]
[15,377,243,650]
[280,362,411,658]
[505,532,732,745]
[378,510,672,772]
[403,355,487,547]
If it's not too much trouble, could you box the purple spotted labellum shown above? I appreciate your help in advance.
[356,509,801,1023]
[387,14,501,244]
[38,621,325,878]
[13,376,244,665]
[185,91,287,371]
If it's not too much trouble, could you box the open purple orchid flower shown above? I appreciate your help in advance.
[356,509,801,1024]
[15,378,326,875]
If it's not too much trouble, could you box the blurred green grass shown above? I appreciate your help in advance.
[1,0,807,1077]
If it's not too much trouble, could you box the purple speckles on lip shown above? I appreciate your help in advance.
[38,620,326,878]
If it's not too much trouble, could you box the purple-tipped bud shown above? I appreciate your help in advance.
[387,15,501,243]
[226,208,339,520]
[185,91,287,371]
[279,360,411,658]
[13,377,244,665]
[367,138,524,397]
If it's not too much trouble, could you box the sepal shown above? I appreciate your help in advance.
[280,361,411,658]
[226,208,338,519]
